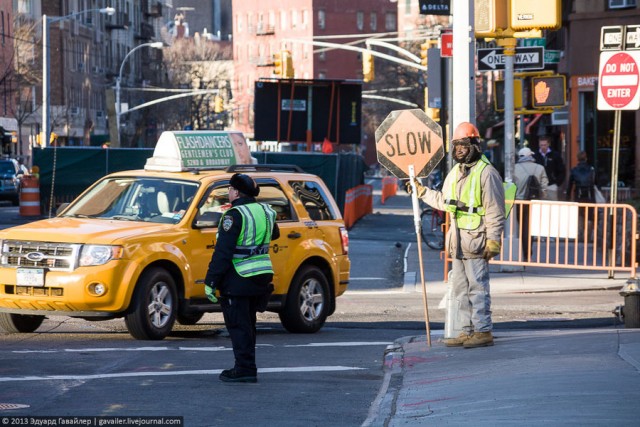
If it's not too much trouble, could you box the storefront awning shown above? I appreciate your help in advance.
[0,117,18,132]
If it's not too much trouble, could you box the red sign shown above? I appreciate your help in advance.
[597,51,640,110]
[441,33,453,57]
[375,109,444,179]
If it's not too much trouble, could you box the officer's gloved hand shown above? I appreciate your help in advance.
[405,179,427,198]
[204,284,218,303]
[483,240,501,260]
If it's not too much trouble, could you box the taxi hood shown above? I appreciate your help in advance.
[0,217,176,245]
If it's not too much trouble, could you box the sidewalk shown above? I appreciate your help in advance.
[362,180,640,426]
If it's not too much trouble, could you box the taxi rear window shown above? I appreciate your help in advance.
[289,181,336,221]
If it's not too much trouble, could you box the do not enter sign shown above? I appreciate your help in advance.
[598,51,640,110]
[375,109,444,179]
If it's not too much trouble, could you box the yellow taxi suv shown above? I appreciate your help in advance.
[0,131,350,340]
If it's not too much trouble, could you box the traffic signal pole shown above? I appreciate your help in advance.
[499,38,517,183]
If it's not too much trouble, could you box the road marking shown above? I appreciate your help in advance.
[285,342,392,347]
[0,366,365,382]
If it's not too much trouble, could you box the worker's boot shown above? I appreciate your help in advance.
[443,332,472,347]
[463,331,494,348]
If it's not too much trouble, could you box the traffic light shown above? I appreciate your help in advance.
[531,75,566,108]
[273,51,283,77]
[474,0,508,38]
[420,42,429,66]
[214,96,224,113]
[362,51,374,82]
[493,79,524,111]
[282,50,294,78]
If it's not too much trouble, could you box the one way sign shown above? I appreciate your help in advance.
[477,47,545,71]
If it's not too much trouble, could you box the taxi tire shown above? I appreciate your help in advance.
[279,266,329,333]
[0,313,45,333]
[125,267,177,340]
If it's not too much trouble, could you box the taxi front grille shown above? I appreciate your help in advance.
[0,240,80,271]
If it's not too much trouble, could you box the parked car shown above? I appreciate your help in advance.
[0,131,351,340]
[0,159,20,206]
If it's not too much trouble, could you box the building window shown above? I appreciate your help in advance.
[608,0,637,9]
[291,9,298,28]
[302,9,308,29]
[319,50,326,61]
[370,12,377,31]
[318,10,325,30]
[356,11,364,31]
[236,14,243,32]
[280,10,287,30]
[404,0,412,15]
[318,71,326,79]
[385,12,397,31]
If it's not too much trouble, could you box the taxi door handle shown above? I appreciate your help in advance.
[288,231,301,239]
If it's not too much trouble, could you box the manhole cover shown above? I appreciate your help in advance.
[0,403,30,410]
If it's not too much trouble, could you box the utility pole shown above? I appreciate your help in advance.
[451,1,475,128]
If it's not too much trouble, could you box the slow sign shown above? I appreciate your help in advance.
[375,109,444,179]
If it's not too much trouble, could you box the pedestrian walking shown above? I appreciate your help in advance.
[566,151,596,240]
[514,147,548,261]
[534,135,565,200]
[205,173,280,383]
[408,122,505,348]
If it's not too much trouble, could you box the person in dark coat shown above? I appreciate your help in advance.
[534,135,565,200]
[205,173,280,383]
[567,151,596,241]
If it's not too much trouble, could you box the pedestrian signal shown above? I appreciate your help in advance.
[493,79,524,111]
[531,75,566,108]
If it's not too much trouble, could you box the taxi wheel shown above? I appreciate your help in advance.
[125,268,177,340]
[0,313,44,333]
[279,266,329,333]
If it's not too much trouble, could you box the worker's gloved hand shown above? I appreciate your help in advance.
[405,179,427,198]
[204,284,218,303]
[483,240,501,260]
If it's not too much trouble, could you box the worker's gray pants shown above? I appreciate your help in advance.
[448,257,492,334]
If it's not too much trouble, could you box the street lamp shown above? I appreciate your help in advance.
[42,7,115,147]
[116,42,164,147]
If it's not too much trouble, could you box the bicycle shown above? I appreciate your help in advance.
[420,206,445,250]
[417,170,445,250]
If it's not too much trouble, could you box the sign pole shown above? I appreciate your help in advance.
[607,110,622,278]
[409,165,432,347]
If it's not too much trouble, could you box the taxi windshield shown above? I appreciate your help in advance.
[61,177,199,224]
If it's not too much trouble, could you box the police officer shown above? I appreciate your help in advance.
[205,173,280,383]
[409,122,505,348]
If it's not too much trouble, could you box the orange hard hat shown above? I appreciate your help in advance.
[452,122,480,141]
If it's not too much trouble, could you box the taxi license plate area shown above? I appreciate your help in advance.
[16,268,45,287]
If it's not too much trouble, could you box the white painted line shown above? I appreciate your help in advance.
[284,342,392,347]
[0,366,365,382]
[349,277,387,281]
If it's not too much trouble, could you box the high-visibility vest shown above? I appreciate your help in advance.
[444,155,490,230]
[219,203,276,277]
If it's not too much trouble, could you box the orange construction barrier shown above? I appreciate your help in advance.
[343,184,373,229]
[19,175,41,217]
[381,176,398,204]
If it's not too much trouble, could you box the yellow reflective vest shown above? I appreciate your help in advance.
[444,155,490,230]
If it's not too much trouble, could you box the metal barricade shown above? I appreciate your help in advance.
[442,200,638,280]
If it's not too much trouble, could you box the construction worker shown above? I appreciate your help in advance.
[408,122,505,348]
[205,173,280,382]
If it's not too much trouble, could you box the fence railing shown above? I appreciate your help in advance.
[442,200,638,280]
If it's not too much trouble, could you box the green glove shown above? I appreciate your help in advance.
[204,284,218,303]
[405,179,427,198]
[483,240,501,260]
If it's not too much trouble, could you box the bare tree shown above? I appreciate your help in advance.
[160,37,233,131]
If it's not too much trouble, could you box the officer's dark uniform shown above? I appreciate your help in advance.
[205,174,280,383]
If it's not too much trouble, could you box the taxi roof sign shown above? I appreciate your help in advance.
[145,130,248,172]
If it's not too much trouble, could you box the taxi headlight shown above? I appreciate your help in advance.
[79,245,123,266]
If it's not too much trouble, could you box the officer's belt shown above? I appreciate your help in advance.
[234,245,270,257]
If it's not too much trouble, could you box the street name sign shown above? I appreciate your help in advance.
[477,47,545,71]
[375,109,444,179]
[597,51,640,110]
